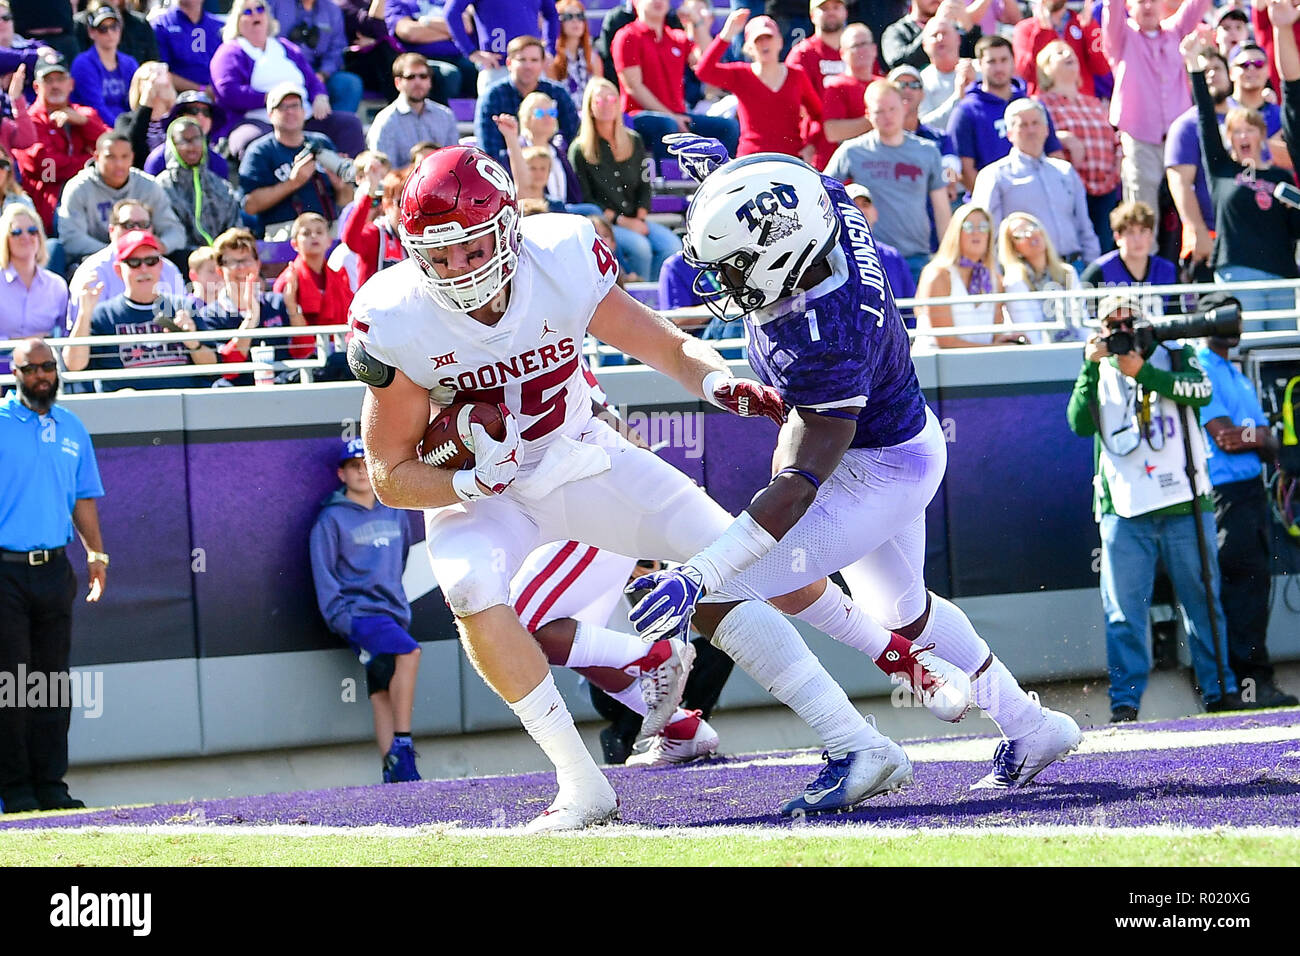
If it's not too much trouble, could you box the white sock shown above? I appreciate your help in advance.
[563,621,648,670]
[508,672,603,788]
[922,594,991,672]
[972,657,1043,740]
[606,675,649,716]
[795,581,891,658]
[712,601,885,758]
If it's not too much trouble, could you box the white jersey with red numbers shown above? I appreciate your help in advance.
[347,213,620,472]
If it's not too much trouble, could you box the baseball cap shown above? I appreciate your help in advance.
[34,51,69,80]
[845,183,873,204]
[266,82,308,111]
[337,437,366,466]
[1213,6,1249,27]
[810,0,846,9]
[168,89,227,129]
[744,14,781,45]
[89,5,121,27]
[114,230,162,262]
[888,64,923,83]
[1096,292,1145,322]
[1230,43,1267,65]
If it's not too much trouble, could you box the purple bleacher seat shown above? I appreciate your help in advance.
[449,98,478,123]
[258,241,297,264]
[625,283,659,306]
[650,194,687,213]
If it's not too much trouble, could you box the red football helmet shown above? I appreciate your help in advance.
[398,145,521,312]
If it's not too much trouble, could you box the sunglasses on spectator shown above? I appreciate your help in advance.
[960,220,991,233]
[92,20,122,32]
[532,107,558,118]
[0,158,10,171]
[894,79,922,89]
[559,12,585,21]
[1010,223,1041,239]
[17,361,59,374]
[0,13,12,21]
[401,72,430,80]
[180,105,213,117]
[9,224,38,237]
[242,4,267,15]
[1234,58,1267,69]
[117,219,151,230]
[125,255,161,268]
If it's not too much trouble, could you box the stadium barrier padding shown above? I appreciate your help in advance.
[60,344,1300,763]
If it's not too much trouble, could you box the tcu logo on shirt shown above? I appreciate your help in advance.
[735,184,799,231]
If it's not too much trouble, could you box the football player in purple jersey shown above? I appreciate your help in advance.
[629,135,1083,807]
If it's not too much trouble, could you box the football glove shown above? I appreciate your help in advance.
[626,565,705,642]
[711,376,787,427]
[663,133,731,184]
[456,405,522,499]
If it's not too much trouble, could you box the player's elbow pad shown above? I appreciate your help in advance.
[348,337,395,388]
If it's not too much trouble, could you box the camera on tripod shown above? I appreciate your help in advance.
[1100,304,1242,356]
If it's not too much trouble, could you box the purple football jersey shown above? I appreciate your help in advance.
[744,177,928,449]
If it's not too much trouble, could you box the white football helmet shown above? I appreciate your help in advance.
[683,153,839,318]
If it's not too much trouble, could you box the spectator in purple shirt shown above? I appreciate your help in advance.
[0,204,68,375]
[270,0,362,113]
[336,0,398,101]
[142,90,229,179]
[69,4,139,126]
[151,0,224,92]
[211,0,365,159]
[73,0,158,66]
[950,35,1062,192]
[445,0,560,96]
[0,0,49,96]
[385,0,476,102]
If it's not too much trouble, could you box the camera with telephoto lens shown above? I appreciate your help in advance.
[301,142,354,183]
[288,22,321,49]
[1101,304,1242,356]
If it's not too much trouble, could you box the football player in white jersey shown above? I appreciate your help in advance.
[349,146,947,829]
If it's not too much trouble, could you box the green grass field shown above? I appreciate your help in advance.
[1,830,1296,867]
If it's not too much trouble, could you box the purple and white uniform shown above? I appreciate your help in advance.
[707,177,948,630]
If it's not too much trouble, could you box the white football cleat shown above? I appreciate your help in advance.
[781,736,913,818]
[626,711,719,767]
[523,776,620,833]
[970,707,1082,790]
[889,643,972,723]
[638,638,696,739]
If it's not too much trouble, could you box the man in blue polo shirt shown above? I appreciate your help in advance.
[1197,294,1300,710]
[0,338,107,813]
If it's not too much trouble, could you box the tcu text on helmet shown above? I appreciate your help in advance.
[734,183,798,232]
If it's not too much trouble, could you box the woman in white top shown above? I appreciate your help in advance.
[915,204,1018,349]
[997,212,1087,343]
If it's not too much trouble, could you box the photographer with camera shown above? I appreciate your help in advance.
[1067,293,1246,722]
[240,83,355,241]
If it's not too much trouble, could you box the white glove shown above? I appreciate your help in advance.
[452,406,523,500]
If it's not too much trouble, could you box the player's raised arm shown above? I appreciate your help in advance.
[588,285,784,425]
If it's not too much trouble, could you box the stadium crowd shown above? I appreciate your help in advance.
[1,0,1300,383]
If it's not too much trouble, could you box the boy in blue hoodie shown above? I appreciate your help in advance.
[310,438,422,783]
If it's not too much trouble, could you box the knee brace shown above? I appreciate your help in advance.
[364,653,396,696]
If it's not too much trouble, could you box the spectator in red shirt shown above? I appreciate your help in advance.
[819,22,878,167]
[611,0,739,161]
[694,11,822,159]
[13,51,108,237]
[1013,0,1111,96]
[1035,39,1121,251]
[788,0,865,172]
[341,164,409,287]
[273,212,352,360]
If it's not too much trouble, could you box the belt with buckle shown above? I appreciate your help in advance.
[0,547,67,566]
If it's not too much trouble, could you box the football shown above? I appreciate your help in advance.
[417,401,507,470]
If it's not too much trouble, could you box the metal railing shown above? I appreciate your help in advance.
[6,277,1300,383]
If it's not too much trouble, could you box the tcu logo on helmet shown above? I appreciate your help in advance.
[735,183,798,232]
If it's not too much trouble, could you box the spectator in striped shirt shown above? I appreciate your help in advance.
[1035,40,1121,253]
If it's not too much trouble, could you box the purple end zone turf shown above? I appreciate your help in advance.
[3,711,1297,832]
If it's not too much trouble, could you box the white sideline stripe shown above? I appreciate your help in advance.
[689,723,1300,771]
[4,824,1300,840]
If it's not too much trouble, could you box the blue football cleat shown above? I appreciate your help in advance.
[383,740,422,784]
[780,741,913,818]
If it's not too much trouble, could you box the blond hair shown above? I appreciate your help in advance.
[575,77,630,166]
[223,0,280,42]
[213,227,259,264]
[0,204,49,269]
[996,212,1069,289]
[927,204,998,279]
[518,91,558,139]
[1035,40,1073,93]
